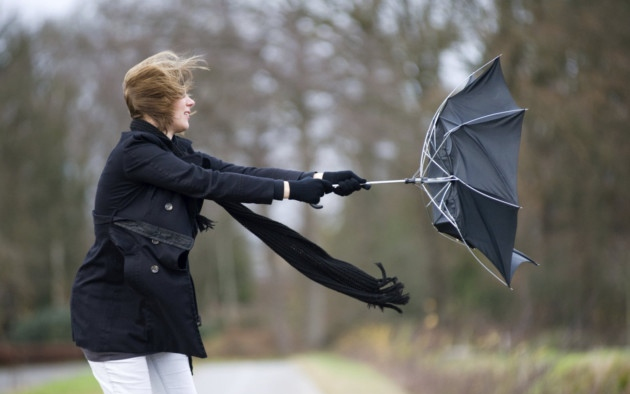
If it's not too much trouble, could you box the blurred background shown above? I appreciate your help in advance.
[1,0,629,392]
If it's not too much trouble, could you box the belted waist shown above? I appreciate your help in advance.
[93,212,194,250]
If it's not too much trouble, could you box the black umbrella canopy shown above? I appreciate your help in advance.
[422,57,537,286]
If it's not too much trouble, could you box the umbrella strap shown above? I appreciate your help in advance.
[217,201,409,313]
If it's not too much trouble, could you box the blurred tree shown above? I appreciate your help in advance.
[0,19,86,340]
[484,0,630,344]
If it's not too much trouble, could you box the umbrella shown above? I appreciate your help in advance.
[360,56,537,287]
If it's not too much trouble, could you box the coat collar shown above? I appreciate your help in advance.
[130,118,166,138]
[129,119,192,157]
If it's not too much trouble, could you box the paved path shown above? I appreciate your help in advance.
[194,360,323,394]
[0,359,323,394]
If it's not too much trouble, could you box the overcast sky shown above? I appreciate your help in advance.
[2,0,79,25]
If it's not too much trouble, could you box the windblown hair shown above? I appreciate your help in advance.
[123,51,207,132]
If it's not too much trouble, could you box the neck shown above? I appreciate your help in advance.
[141,116,173,140]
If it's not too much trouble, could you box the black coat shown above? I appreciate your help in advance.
[71,119,307,358]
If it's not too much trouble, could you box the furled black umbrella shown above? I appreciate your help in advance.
[359,56,537,287]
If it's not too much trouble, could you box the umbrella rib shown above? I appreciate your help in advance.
[457,178,521,209]
[419,56,514,180]
[461,240,509,287]
[420,54,503,158]
[437,55,502,111]
[422,181,451,210]
[421,183,457,228]
[423,153,450,178]
[419,127,450,179]
[419,130,520,207]
[419,127,437,175]
[444,109,525,138]
[421,182,509,287]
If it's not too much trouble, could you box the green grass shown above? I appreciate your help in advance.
[9,373,101,394]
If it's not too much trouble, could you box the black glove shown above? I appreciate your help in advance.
[288,178,333,204]
[322,170,371,196]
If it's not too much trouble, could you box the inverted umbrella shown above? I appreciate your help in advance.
[359,56,537,287]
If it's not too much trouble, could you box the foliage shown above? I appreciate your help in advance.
[7,307,72,343]
[334,323,630,394]
[527,350,630,394]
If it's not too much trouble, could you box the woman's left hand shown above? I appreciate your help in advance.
[320,170,371,196]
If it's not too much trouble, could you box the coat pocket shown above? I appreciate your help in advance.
[111,220,194,271]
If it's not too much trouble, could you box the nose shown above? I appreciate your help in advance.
[187,96,195,108]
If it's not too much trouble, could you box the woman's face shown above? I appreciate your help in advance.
[168,94,195,136]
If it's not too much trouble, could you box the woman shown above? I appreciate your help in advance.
[70,51,369,393]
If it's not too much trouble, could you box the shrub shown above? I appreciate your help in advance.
[8,307,72,343]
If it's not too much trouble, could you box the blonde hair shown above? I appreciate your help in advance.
[123,51,207,132]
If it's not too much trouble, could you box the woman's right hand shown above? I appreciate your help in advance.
[287,178,333,204]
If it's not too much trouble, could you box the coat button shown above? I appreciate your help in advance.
[164,202,173,211]
[150,265,159,273]
[151,239,160,245]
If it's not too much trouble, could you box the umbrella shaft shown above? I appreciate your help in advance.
[357,176,455,186]
[363,179,416,185]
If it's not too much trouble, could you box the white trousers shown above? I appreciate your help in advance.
[87,352,198,394]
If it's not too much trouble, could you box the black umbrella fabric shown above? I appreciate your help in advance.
[418,57,537,286]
